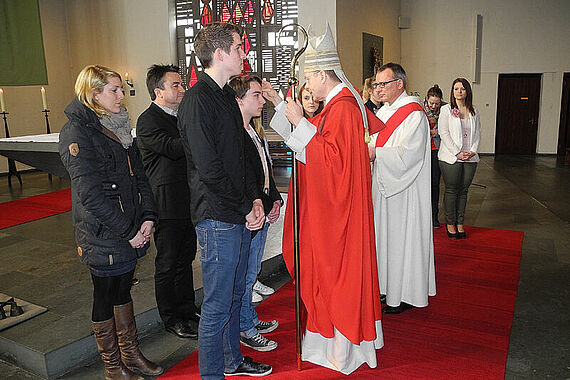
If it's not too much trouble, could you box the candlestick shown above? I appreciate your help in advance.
[41,87,48,110]
[2,112,22,186]
[42,109,51,134]
[124,72,133,88]
[0,88,5,112]
[42,109,52,182]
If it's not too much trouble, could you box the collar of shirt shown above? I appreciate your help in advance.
[153,101,177,117]
[325,83,347,105]
[385,91,409,110]
[201,71,237,98]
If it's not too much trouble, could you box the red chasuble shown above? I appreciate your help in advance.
[283,87,383,345]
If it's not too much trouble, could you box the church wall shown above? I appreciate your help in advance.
[1,0,175,174]
[6,0,568,175]
[400,0,570,153]
[0,0,73,173]
[297,0,337,76]
[64,0,176,127]
[336,0,402,91]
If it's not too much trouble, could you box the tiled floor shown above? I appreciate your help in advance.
[1,155,569,379]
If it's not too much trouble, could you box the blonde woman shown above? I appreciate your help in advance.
[362,76,383,114]
[59,65,162,379]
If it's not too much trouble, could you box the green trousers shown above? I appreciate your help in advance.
[439,160,478,225]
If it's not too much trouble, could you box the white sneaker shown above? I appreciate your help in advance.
[253,280,274,296]
[251,291,263,303]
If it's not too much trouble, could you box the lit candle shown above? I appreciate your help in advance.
[41,87,48,110]
[124,72,129,82]
[0,88,5,112]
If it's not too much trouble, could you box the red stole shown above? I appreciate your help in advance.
[375,102,425,147]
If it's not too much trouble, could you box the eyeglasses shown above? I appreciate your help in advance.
[372,78,399,89]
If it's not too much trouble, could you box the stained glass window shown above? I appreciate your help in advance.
[175,0,299,104]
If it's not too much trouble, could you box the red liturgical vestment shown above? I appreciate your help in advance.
[283,88,383,346]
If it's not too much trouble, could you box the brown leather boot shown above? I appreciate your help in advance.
[114,301,164,376]
[91,318,142,380]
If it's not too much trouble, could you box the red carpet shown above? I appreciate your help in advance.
[160,226,523,379]
[0,189,71,229]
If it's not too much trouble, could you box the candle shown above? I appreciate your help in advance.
[0,88,5,112]
[124,72,129,82]
[41,87,48,110]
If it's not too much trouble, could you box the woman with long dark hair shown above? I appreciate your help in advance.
[438,78,481,239]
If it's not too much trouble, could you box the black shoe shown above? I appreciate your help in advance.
[382,302,413,314]
[224,356,272,377]
[457,231,466,239]
[240,333,278,352]
[255,320,279,334]
[165,320,198,339]
[183,318,199,332]
[446,225,458,239]
[433,220,441,228]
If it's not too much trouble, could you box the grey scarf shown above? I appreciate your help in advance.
[99,107,133,149]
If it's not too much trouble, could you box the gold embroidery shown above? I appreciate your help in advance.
[77,246,83,256]
[69,143,79,156]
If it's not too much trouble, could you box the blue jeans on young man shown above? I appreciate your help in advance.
[195,219,250,380]
[239,222,269,338]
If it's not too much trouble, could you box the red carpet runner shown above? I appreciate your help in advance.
[160,226,523,379]
[0,189,71,230]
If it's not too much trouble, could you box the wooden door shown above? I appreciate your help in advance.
[495,74,541,154]
[557,73,570,155]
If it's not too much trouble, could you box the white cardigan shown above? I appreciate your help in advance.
[437,104,481,164]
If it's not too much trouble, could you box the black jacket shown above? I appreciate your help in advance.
[136,103,190,220]
[177,73,259,225]
[59,98,157,275]
[244,127,282,215]
[365,99,382,114]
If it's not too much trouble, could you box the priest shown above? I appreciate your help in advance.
[368,62,436,314]
[267,24,384,375]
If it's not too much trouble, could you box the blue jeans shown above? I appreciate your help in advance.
[239,222,269,337]
[195,219,250,379]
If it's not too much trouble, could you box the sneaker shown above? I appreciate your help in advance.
[252,290,263,303]
[253,280,274,296]
[255,320,278,334]
[224,356,272,377]
[240,333,278,352]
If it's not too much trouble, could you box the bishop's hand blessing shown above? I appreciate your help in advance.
[285,98,304,127]
[261,80,282,106]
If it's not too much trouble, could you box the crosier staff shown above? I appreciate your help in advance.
[277,23,307,371]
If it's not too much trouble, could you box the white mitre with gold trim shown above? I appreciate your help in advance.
[303,23,370,142]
